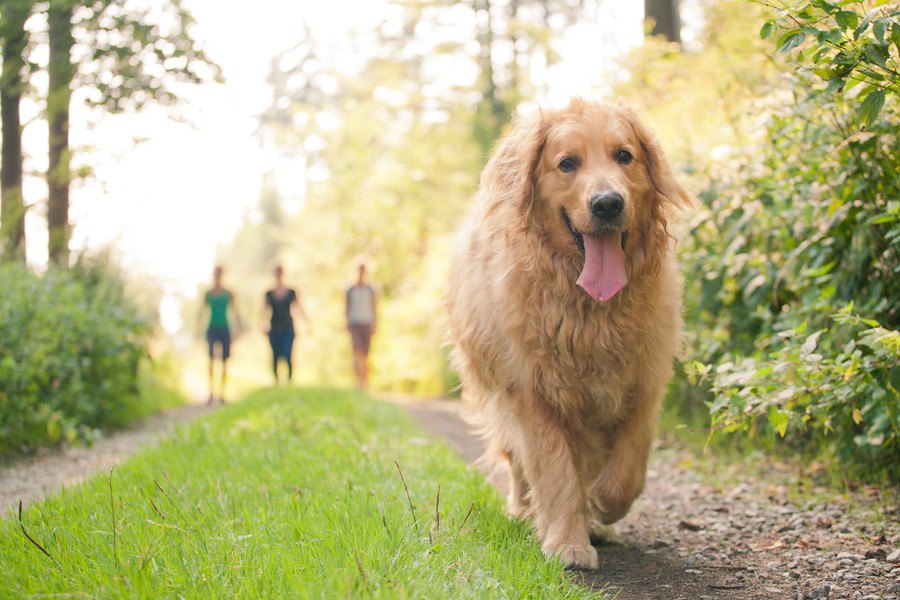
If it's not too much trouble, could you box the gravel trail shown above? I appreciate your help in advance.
[404,399,900,600]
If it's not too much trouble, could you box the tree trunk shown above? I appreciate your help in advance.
[0,1,30,262]
[645,0,680,43]
[47,0,74,266]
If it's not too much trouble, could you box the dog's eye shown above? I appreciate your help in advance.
[614,149,633,165]
[558,157,579,172]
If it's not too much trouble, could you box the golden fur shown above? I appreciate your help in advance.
[445,99,693,569]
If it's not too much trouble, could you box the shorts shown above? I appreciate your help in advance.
[268,329,295,359]
[207,327,231,360]
[348,323,373,354]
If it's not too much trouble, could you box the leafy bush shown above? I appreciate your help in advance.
[680,1,899,480]
[0,258,155,454]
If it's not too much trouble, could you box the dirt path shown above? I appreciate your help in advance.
[404,400,900,600]
[0,403,213,518]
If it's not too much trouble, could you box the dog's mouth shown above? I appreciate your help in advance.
[562,210,628,254]
[562,210,629,303]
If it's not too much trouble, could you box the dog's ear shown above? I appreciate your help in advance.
[621,108,696,211]
[480,110,548,214]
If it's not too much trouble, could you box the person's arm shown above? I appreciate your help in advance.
[197,291,208,331]
[293,290,309,323]
[260,294,271,333]
[370,287,377,334]
[229,291,243,334]
[345,288,351,328]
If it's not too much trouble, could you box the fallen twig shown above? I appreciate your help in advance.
[393,461,419,536]
[708,584,745,590]
[17,500,62,572]
[433,485,441,536]
[458,502,475,533]
[353,549,370,589]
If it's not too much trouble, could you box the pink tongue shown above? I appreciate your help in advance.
[577,232,627,302]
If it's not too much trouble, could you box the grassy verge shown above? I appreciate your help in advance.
[0,387,599,598]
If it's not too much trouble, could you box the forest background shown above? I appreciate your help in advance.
[0,0,897,482]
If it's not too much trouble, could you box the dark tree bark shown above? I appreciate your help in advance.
[0,0,30,262]
[645,0,681,43]
[47,0,74,266]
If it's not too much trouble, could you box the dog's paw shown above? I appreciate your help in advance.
[589,522,622,545]
[542,541,599,570]
[506,497,529,520]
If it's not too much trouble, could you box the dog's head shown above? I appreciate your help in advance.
[481,99,693,302]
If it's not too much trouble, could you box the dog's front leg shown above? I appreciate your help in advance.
[514,404,597,570]
[590,392,660,526]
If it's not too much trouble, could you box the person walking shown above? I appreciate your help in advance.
[345,261,377,390]
[262,265,308,384]
[199,265,241,404]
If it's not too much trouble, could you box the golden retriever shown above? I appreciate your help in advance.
[445,99,693,569]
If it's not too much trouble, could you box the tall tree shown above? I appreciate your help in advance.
[45,0,220,265]
[47,0,74,265]
[0,0,32,262]
[645,0,680,43]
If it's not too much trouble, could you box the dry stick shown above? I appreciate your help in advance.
[458,502,475,533]
[709,584,745,590]
[17,500,63,572]
[393,461,420,536]
[108,467,119,568]
[154,479,193,535]
[140,487,164,519]
[353,549,370,589]
[433,485,441,535]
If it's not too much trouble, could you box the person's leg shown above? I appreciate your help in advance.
[360,326,372,389]
[269,332,279,384]
[352,349,365,388]
[285,331,295,383]
[206,330,216,404]
[220,359,228,403]
[220,330,231,403]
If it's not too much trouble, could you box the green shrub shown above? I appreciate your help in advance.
[0,258,154,454]
[679,1,899,480]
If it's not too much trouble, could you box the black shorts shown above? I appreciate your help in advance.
[207,327,231,360]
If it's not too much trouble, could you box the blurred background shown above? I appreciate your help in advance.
[1,0,897,481]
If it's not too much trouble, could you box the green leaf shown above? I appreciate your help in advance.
[777,31,806,53]
[767,406,790,437]
[858,88,886,126]
[863,43,889,68]
[873,18,886,43]
[825,78,845,94]
[760,21,775,39]
[835,10,858,30]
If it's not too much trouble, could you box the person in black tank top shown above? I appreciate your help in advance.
[262,265,308,384]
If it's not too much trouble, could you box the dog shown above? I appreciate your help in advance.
[445,99,693,569]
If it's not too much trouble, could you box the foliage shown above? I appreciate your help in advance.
[0,387,598,598]
[0,257,158,455]
[671,1,900,480]
[758,0,899,125]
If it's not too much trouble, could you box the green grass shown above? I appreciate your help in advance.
[0,387,599,598]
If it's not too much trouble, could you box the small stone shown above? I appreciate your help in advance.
[837,552,860,563]
[887,549,900,564]
[888,583,900,593]
[809,584,831,599]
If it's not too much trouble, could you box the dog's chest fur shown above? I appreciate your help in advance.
[499,252,680,425]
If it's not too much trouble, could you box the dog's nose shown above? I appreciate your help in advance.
[590,192,624,222]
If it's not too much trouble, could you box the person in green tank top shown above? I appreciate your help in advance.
[198,266,242,404]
